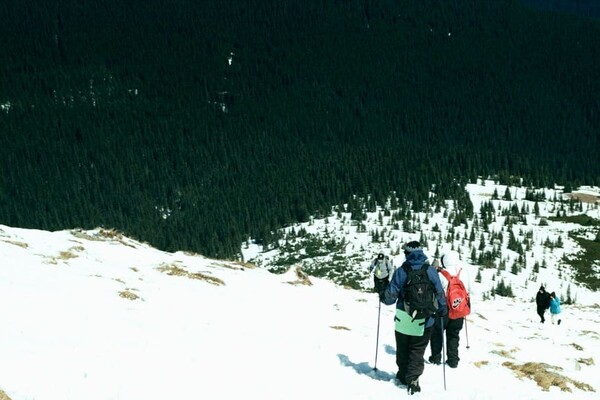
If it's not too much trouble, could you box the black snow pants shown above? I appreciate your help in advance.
[395,326,433,384]
[537,307,547,323]
[429,315,464,365]
[373,276,389,294]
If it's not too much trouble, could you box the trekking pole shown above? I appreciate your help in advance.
[441,316,447,390]
[465,317,470,349]
[373,300,382,371]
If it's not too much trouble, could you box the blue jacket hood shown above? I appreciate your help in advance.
[404,250,428,268]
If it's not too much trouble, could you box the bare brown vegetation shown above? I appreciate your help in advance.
[209,261,246,271]
[330,325,350,331]
[491,344,520,359]
[0,389,13,400]
[503,361,595,393]
[156,263,225,286]
[119,289,140,301]
[71,229,104,241]
[577,358,595,366]
[71,228,137,248]
[580,330,600,340]
[58,250,79,260]
[2,239,28,248]
[232,261,255,269]
[188,272,226,285]
[565,192,600,204]
[492,349,516,359]
[571,343,584,351]
[42,245,86,265]
[287,266,312,286]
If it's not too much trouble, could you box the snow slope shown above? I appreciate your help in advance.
[0,224,598,400]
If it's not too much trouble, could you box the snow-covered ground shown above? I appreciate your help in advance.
[0,222,598,400]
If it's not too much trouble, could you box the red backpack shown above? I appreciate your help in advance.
[440,268,471,319]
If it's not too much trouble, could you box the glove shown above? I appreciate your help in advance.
[378,288,387,303]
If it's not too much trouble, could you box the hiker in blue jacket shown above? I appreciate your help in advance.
[549,292,562,325]
[379,241,447,395]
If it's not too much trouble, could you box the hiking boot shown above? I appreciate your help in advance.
[428,355,441,365]
[447,360,458,368]
[395,371,407,385]
[407,379,421,395]
[558,319,562,325]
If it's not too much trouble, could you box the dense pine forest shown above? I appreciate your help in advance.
[0,0,599,258]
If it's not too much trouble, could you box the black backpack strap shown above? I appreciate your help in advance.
[401,261,411,275]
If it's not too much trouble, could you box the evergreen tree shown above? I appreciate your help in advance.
[0,0,598,258]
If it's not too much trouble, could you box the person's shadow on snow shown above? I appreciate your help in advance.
[337,354,395,382]
[384,344,395,355]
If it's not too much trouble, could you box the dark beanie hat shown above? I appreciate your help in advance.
[377,253,384,260]
[403,241,422,253]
